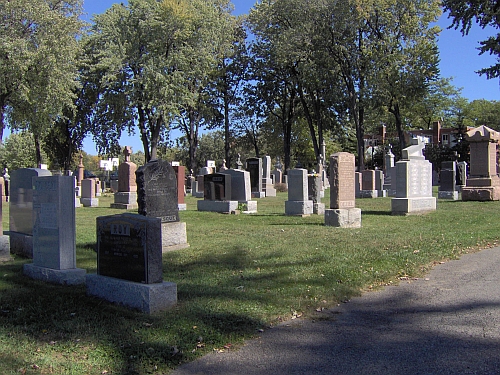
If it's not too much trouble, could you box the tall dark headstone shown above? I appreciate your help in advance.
[135,159,188,252]
[136,159,180,223]
[246,157,263,198]
[204,173,231,201]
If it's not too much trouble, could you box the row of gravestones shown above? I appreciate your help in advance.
[3,125,498,314]
[4,160,185,314]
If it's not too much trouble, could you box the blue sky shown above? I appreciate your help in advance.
[80,0,499,155]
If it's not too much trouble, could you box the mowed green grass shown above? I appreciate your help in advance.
[1,190,499,374]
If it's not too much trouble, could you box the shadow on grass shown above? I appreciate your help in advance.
[360,210,392,216]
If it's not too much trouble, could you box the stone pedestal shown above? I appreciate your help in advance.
[240,200,257,214]
[324,208,361,228]
[391,197,437,215]
[197,200,239,214]
[161,221,189,252]
[86,274,177,314]
[438,191,459,200]
[81,197,99,207]
[23,264,86,285]
[8,232,32,258]
[110,192,138,209]
[462,184,500,201]
[110,192,139,210]
[285,200,313,216]
[313,202,325,215]
[0,235,11,262]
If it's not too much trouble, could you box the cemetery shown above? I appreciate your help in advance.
[1,161,500,373]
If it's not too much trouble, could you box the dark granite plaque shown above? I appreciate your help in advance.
[136,159,180,223]
[439,161,456,192]
[96,214,162,284]
[204,173,231,201]
[246,157,262,193]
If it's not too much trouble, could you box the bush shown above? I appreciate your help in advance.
[275,182,288,192]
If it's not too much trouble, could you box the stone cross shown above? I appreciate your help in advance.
[124,146,132,162]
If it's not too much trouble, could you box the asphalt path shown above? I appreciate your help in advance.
[170,246,500,375]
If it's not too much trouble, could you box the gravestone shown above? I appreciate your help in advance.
[438,161,458,200]
[246,157,264,198]
[271,169,283,185]
[87,213,177,313]
[391,139,436,215]
[325,152,361,228]
[374,170,386,197]
[354,172,362,198]
[221,169,257,213]
[308,174,325,214]
[198,173,238,213]
[76,154,84,198]
[461,126,500,201]
[23,176,86,285]
[3,168,9,202]
[136,159,188,252]
[456,161,467,187]
[173,165,186,211]
[9,168,52,257]
[80,178,99,207]
[359,170,378,198]
[262,156,276,197]
[0,183,10,262]
[285,169,313,216]
[111,146,138,210]
[193,175,205,198]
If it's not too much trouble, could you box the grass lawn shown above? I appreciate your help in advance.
[1,190,499,374]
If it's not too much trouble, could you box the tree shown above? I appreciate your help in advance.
[0,0,84,166]
[442,0,500,79]
[86,0,235,162]
[0,132,44,170]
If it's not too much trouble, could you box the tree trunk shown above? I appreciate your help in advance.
[34,133,43,167]
[390,101,406,153]
[137,105,151,162]
[224,87,231,167]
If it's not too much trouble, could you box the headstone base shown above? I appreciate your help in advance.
[0,235,11,262]
[81,198,99,207]
[75,198,82,208]
[197,200,239,213]
[251,192,265,198]
[461,186,500,201]
[23,264,86,285]
[391,197,437,215]
[110,192,138,210]
[358,190,379,198]
[264,187,276,197]
[285,200,313,216]
[324,208,362,228]
[8,232,32,258]
[162,222,189,252]
[86,274,177,314]
[438,191,459,200]
[178,203,187,211]
[239,200,257,214]
[194,191,204,198]
[313,203,325,215]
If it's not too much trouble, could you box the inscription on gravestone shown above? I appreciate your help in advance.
[136,160,180,223]
[330,153,355,209]
[97,215,162,284]
[204,173,231,201]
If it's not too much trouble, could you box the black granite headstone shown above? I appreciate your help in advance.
[246,157,262,193]
[203,173,231,201]
[439,161,456,192]
[136,159,179,223]
[96,214,162,284]
[456,162,467,186]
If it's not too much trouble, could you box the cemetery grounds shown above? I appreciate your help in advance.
[0,190,499,374]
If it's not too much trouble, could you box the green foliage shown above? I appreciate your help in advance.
[442,0,500,79]
[0,0,85,165]
[85,0,236,161]
[0,132,42,170]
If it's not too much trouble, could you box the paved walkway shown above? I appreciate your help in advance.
[171,246,500,375]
